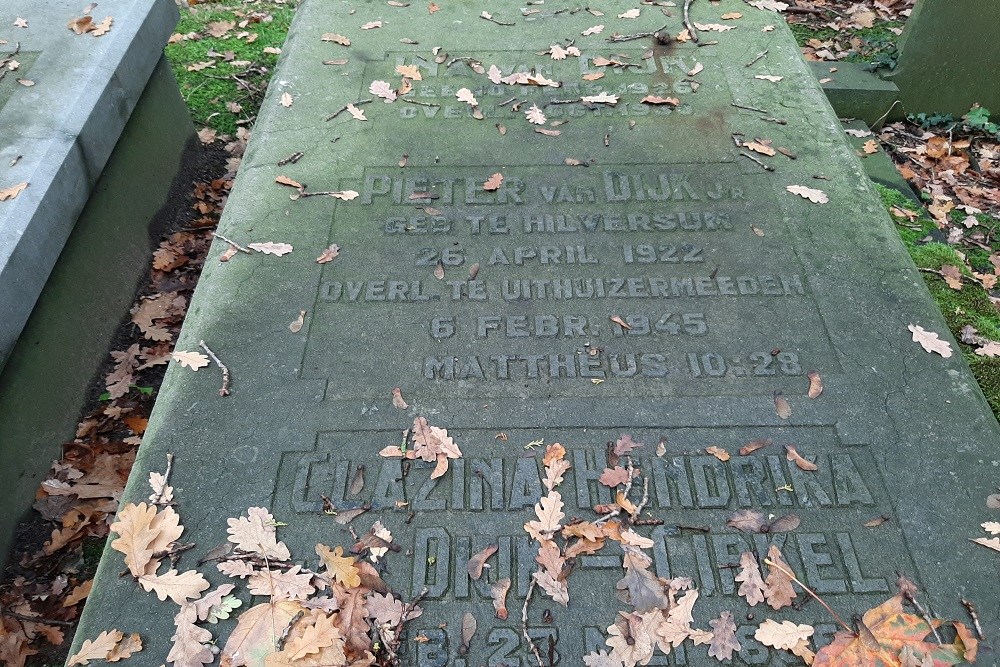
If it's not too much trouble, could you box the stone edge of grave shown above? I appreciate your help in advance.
[0,0,180,370]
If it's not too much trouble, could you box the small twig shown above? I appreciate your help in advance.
[683,0,698,43]
[213,233,250,254]
[762,116,788,125]
[606,23,668,42]
[445,56,484,68]
[198,340,231,396]
[732,102,769,114]
[481,13,515,26]
[325,98,372,121]
[961,599,985,640]
[522,579,544,667]
[498,96,518,107]
[745,49,768,67]
[765,558,853,633]
[151,542,195,562]
[151,453,175,505]
[899,580,942,643]
[740,151,775,172]
[871,100,902,129]
[277,151,303,166]
[0,609,75,627]
[633,476,650,516]
[401,98,440,108]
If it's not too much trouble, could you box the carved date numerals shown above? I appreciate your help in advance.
[687,352,803,378]
[622,243,703,264]
[610,313,707,336]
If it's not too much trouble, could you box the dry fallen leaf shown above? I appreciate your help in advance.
[705,446,730,461]
[641,95,679,106]
[316,244,341,264]
[618,8,640,19]
[491,578,511,620]
[972,537,1000,553]
[582,92,619,105]
[347,103,368,120]
[467,544,498,580]
[721,11,743,19]
[248,242,294,256]
[786,184,829,203]
[735,551,766,606]
[275,175,303,189]
[940,264,963,290]
[763,545,797,610]
[321,33,351,46]
[289,311,306,333]
[395,64,422,80]
[813,595,974,666]
[807,370,823,398]
[773,392,792,419]
[755,74,784,82]
[745,141,776,157]
[708,611,741,660]
[525,104,546,125]
[361,20,383,29]
[0,181,28,201]
[908,324,953,358]
[171,351,210,370]
[483,172,503,191]
[582,24,604,35]
[740,438,774,456]
[68,630,124,666]
[280,92,293,108]
[391,387,407,410]
[862,138,879,154]
[456,87,478,106]
[785,444,817,471]
[582,71,604,81]
[755,619,814,654]
[370,80,397,102]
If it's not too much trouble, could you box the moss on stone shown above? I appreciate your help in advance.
[875,184,1000,415]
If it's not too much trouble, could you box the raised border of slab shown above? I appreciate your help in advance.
[0,0,196,564]
[0,0,181,369]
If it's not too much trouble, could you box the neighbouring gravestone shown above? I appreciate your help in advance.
[72,1,999,666]
[0,0,193,562]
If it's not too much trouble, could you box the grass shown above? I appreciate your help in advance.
[788,21,903,68]
[166,1,297,135]
[878,185,1000,414]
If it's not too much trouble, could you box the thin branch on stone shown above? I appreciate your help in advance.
[199,340,231,396]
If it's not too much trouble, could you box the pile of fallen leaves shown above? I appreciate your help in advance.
[63,428,980,667]
[782,0,914,63]
[0,138,240,666]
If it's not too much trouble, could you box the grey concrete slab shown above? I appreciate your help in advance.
[0,55,197,566]
[73,1,999,665]
[0,0,180,368]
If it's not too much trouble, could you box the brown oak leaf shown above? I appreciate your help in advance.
[763,545,797,610]
[708,611,741,660]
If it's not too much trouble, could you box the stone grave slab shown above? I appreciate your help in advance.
[74,1,999,665]
[0,0,179,367]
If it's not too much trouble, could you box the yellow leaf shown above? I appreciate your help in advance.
[315,544,361,588]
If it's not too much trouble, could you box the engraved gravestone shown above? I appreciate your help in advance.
[74,1,999,665]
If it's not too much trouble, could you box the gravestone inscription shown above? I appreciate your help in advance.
[74,1,999,666]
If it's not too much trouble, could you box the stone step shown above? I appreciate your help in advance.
[73,1,999,665]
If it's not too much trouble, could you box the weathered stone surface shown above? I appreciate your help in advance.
[75,1,1000,665]
[0,0,180,368]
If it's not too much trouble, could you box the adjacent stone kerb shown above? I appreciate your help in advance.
[0,0,181,369]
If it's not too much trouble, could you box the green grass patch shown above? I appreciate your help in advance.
[788,20,903,67]
[166,1,297,135]
[877,184,1000,416]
